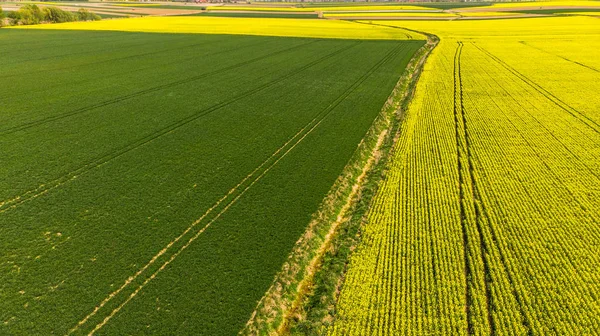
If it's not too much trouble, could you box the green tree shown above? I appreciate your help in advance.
[76,8,100,21]
[44,6,76,23]
[9,4,45,25]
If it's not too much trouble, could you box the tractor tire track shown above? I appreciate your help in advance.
[453,41,474,336]
[0,41,354,214]
[0,40,318,136]
[68,41,404,335]
[456,42,495,335]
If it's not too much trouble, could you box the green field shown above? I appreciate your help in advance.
[0,29,423,334]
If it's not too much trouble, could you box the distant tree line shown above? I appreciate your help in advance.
[0,5,100,27]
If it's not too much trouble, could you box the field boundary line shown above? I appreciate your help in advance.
[240,42,407,333]
[68,41,376,335]
[293,36,435,334]
[0,42,356,214]
[0,40,318,136]
[472,43,600,134]
[276,42,409,335]
[241,36,435,335]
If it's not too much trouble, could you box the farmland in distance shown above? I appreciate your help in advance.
[0,28,423,334]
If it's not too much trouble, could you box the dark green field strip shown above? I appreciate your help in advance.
[0,28,423,334]
[70,44,405,335]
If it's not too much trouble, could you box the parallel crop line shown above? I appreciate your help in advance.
[0,40,318,136]
[501,108,597,229]
[472,56,600,181]
[3,39,266,101]
[1,38,208,79]
[0,32,150,65]
[0,31,148,60]
[0,41,351,214]
[70,40,400,335]
[1,37,234,80]
[478,198,535,336]
[472,43,600,134]
[518,41,600,73]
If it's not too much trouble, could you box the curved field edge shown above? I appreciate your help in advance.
[240,32,437,336]
[5,16,422,40]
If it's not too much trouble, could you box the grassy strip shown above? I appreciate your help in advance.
[240,31,434,336]
[286,30,439,335]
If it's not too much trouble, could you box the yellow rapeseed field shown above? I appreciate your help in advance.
[8,16,423,40]
[331,16,600,335]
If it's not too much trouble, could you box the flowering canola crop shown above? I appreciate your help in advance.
[331,16,600,335]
